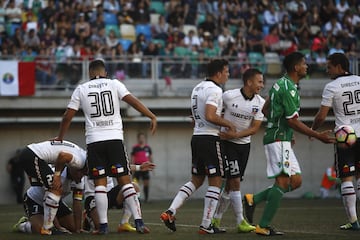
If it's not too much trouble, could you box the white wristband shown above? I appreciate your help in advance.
[135,165,141,171]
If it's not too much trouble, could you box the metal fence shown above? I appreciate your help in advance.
[2,55,359,97]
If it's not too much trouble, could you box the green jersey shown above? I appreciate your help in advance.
[263,75,300,144]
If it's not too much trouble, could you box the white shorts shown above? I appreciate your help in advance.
[264,141,301,178]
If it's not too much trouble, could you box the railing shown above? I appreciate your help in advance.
[1,55,359,98]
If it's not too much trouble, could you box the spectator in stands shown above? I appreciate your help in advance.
[56,13,72,37]
[74,12,91,44]
[324,15,344,37]
[41,0,56,27]
[264,25,281,52]
[307,4,322,27]
[91,12,105,32]
[290,3,307,28]
[167,4,185,28]
[217,27,235,51]
[342,9,360,36]
[142,42,159,77]
[184,29,201,50]
[235,30,247,53]
[328,40,345,55]
[105,29,118,49]
[12,27,24,49]
[198,14,216,38]
[227,4,245,27]
[23,28,40,51]
[152,14,170,42]
[263,5,279,28]
[0,0,5,34]
[336,0,350,21]
[36,48,56,86]
[133,0,150,24]
[197,0,213,16]
[103,0,120,14]
[31,0,43,19]
[246,27,266,54]
[127,42,143,77]
[286,0,307,15]
[278,14,294,40]
[5,0,22,25]
[311,30,327,53]
[40,27,56,49]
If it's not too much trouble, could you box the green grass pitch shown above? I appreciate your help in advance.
[1,198,359,240]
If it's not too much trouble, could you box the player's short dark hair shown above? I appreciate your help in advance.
[283,52,305,73]
[242,68,262,84]
[89,59,106,73]
[327,53,350,72]
[207,59,229,77]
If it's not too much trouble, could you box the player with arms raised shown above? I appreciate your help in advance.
[312,53,360,230]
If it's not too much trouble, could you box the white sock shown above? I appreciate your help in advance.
[213,191,230,219]
[120,202,132,224]
[122,183,142,220]
[201,186,221,228]
[18,221,32,233]
[341,181,357,223]
[95,185,108,224]
[43,191,60,230]
[229,190,244,224]
[169,181,196,215]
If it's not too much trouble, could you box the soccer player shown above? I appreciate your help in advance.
[212,68,265,233]
[243,52,335,236]
[160,59,236,234]
[131,132,153,203]
[311,52,360,230]
[83,161,156,233]
[54,59,157,234]
[13,166,85,234]
[17,140,87,235]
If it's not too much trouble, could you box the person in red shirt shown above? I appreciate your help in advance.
[131,132,153,202]
[320,165,340,199]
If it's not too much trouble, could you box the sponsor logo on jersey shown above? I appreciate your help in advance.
[290,90,296,97]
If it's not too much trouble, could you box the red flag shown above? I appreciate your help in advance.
[0,61,35,96]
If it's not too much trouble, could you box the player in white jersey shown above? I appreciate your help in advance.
[212,68,265,233]
[312,53,360,230]
[13,166,85,234]
[83,161,155,233]
[18,140,86,235]
[160,59,236,234]
[55,59,157,234]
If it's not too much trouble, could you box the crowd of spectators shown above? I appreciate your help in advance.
[0,0,359,86]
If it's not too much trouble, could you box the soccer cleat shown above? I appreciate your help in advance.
[92,223,109,235]
[40,227,67,235]
[340,221,360,230]
[198,224,226,234]
[160,210,176,232]
[243,193,255,224]
[135,219,150,234]
[118,223,136,233]
[237,219,256,233]
[211,218,221,228]
[255,225,284,236]
[12,216,28,232]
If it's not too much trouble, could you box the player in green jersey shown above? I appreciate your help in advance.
[243,52,335,236]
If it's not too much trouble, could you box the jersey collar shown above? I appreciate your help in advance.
[240,88,254,100]
[205,78,221,87]
[333,73,352,80]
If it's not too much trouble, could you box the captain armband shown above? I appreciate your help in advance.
[73,189,83,201]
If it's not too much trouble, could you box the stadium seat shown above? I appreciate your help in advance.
[248,52,266,73]
[118,39,133,51]
[150,13,160,25]
[197,14,206,25]
[120,24,136,41]
[105,24,120,38]
[103,12,118,25]
[183,24,197,36]
[264,52,282,75]
[150,1,165,15]
[135,24,152,41]
[174,46,190,57]
[152,39,165,49]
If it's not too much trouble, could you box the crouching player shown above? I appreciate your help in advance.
[83,161,156,233]
[13,166,86,234]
